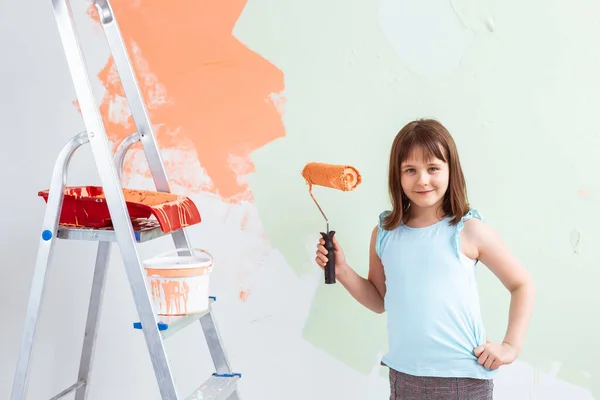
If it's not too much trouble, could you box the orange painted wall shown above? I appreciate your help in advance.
[89,0,286,201]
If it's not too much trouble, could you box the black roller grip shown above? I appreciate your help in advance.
[321,231,336,284]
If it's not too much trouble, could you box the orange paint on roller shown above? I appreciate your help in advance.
[301,162,362,192]
[301,162,362,285]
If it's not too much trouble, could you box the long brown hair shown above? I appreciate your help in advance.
[381,118,470,230]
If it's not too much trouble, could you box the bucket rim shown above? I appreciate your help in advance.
[143,247,214,270]
[146,265,213,278]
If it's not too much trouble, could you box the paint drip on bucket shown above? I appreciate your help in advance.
[143,248,214,316]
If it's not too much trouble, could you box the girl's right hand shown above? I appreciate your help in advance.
[315,234,348,278]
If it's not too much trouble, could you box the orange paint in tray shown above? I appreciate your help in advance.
[38,186,201,233]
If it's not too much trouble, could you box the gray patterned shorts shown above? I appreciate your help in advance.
[388,368,494,400]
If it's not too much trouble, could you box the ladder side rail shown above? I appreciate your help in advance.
[93,0,171,191]
[200,309,242,400]
[200,310,236,376]
[50,1,179,398]
[93,0,193,254]
[114,131,140,182]
[11,131,89,400]
[74,240,111,400]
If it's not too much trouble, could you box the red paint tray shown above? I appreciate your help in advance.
[38,186,201,233]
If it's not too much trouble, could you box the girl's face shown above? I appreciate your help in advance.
[400,146,450,213]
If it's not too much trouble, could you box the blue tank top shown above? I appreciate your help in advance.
[376,209,497,379]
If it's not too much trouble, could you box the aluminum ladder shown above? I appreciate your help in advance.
[10,0,242,399]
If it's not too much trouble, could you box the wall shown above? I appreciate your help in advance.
[1,0,599,399]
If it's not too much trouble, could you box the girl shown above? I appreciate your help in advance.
[315,119,535,399]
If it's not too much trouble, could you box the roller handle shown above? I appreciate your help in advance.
[321,231,336,284]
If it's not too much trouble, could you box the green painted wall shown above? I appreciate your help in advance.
[242,0,600,396]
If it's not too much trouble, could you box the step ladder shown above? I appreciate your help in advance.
[10,0,242,399]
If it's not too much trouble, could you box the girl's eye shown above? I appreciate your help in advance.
[429,167,439,172]
[405,168,415,173]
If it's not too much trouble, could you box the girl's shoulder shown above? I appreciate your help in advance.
[375,210,393,258]
[459,208,484,223]
[452,209,487,259]
[458,209,486,232]
[457,209,502,254]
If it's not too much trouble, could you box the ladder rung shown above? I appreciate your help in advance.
[49,380,85,400]
[186,373,241,400]
[55,219,171,243]
[133,297,216,339]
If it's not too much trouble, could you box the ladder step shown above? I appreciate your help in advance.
[133,297,216,339]
[186,373,241,400]
[54,219,171,243]
[49,380,85,400]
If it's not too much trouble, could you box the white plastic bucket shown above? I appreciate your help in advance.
[143,248,214,316]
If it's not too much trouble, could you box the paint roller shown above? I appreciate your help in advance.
[301,162,362,284]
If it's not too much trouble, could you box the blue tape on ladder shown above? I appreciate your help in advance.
[41,230,52,241]
[209,296,216,301]
[133,321,169,331]
[213,372,242,378]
